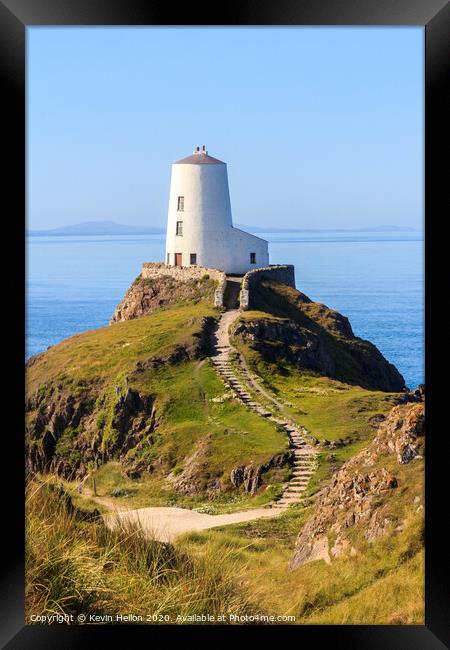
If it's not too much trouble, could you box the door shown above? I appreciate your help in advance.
[175,253,182,267]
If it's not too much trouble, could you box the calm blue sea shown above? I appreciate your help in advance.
[26,232,424,389]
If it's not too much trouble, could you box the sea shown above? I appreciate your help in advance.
[26,231,424,389]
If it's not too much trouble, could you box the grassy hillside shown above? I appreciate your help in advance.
[229,281,405,495]
[28,433,424,626]
[232,339,401,497]
[179,509,423,624]
[180,438,424,624]
[25,278,422,625]
[27,301,288,512]
[235,279,405,392]
[65,358,288,513]
[26,302,216,393]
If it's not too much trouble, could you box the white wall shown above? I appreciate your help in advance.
[164,159,268,274]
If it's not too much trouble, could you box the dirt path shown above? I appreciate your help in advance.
[82,485,130,512]
[104,504,284,543]
[212,308,240,353]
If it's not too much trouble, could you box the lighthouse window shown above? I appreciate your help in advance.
[250,252,256,264]
[177,196,184,211]
[176,221,183,236]
[190,253,197,265]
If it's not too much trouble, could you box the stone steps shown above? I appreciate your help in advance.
[210,318,319,509]
[275,500,305,507]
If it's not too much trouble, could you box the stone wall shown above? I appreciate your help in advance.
[141,262,227,308]
[240,264,296,310]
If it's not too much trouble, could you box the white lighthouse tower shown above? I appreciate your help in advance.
[165,146,269,275]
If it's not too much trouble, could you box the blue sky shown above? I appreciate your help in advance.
[27,27,424,230]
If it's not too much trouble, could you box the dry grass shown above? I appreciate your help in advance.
[181,507,424,624]
[26,478,259,624]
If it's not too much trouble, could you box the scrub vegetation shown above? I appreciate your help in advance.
[26,478,256,623]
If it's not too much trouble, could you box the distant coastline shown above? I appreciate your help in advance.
[27,220,417,237]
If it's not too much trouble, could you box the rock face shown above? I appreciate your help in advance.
[289,395,424,570]
[233,318,335,376]
[25,380,158,480]
[229,451,294,495]
[111,274,217,323]
[169,441,293,497]
[232,280,405,392]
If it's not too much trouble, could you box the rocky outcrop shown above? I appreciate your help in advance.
[233,318,335,376]
[168,440,293,497]
[111,274,218,323]
[25,379,95,474]
[169,435,221,496]
[25,378,158,480]
[289,396,424,570]
[230,452,294,495]
[230,465,261,494]
[133,317,217,370]
[356,399,424,466]
[232,280,405,392]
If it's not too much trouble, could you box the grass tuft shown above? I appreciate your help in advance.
[26,478,260,624]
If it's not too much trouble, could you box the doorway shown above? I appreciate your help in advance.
[175,253,182,266]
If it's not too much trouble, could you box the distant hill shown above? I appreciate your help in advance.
[28,220,165,236]
[27,220,416,237]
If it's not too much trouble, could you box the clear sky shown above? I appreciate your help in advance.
[27,27,424,231]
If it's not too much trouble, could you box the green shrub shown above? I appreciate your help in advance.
[96,411,107,429]
[54,428,81,465]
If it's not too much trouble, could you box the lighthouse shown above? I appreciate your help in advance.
[165,146,269,275]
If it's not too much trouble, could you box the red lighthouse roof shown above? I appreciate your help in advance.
[174,146,225,165]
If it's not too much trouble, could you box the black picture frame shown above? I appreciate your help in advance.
[2,1,448,647]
